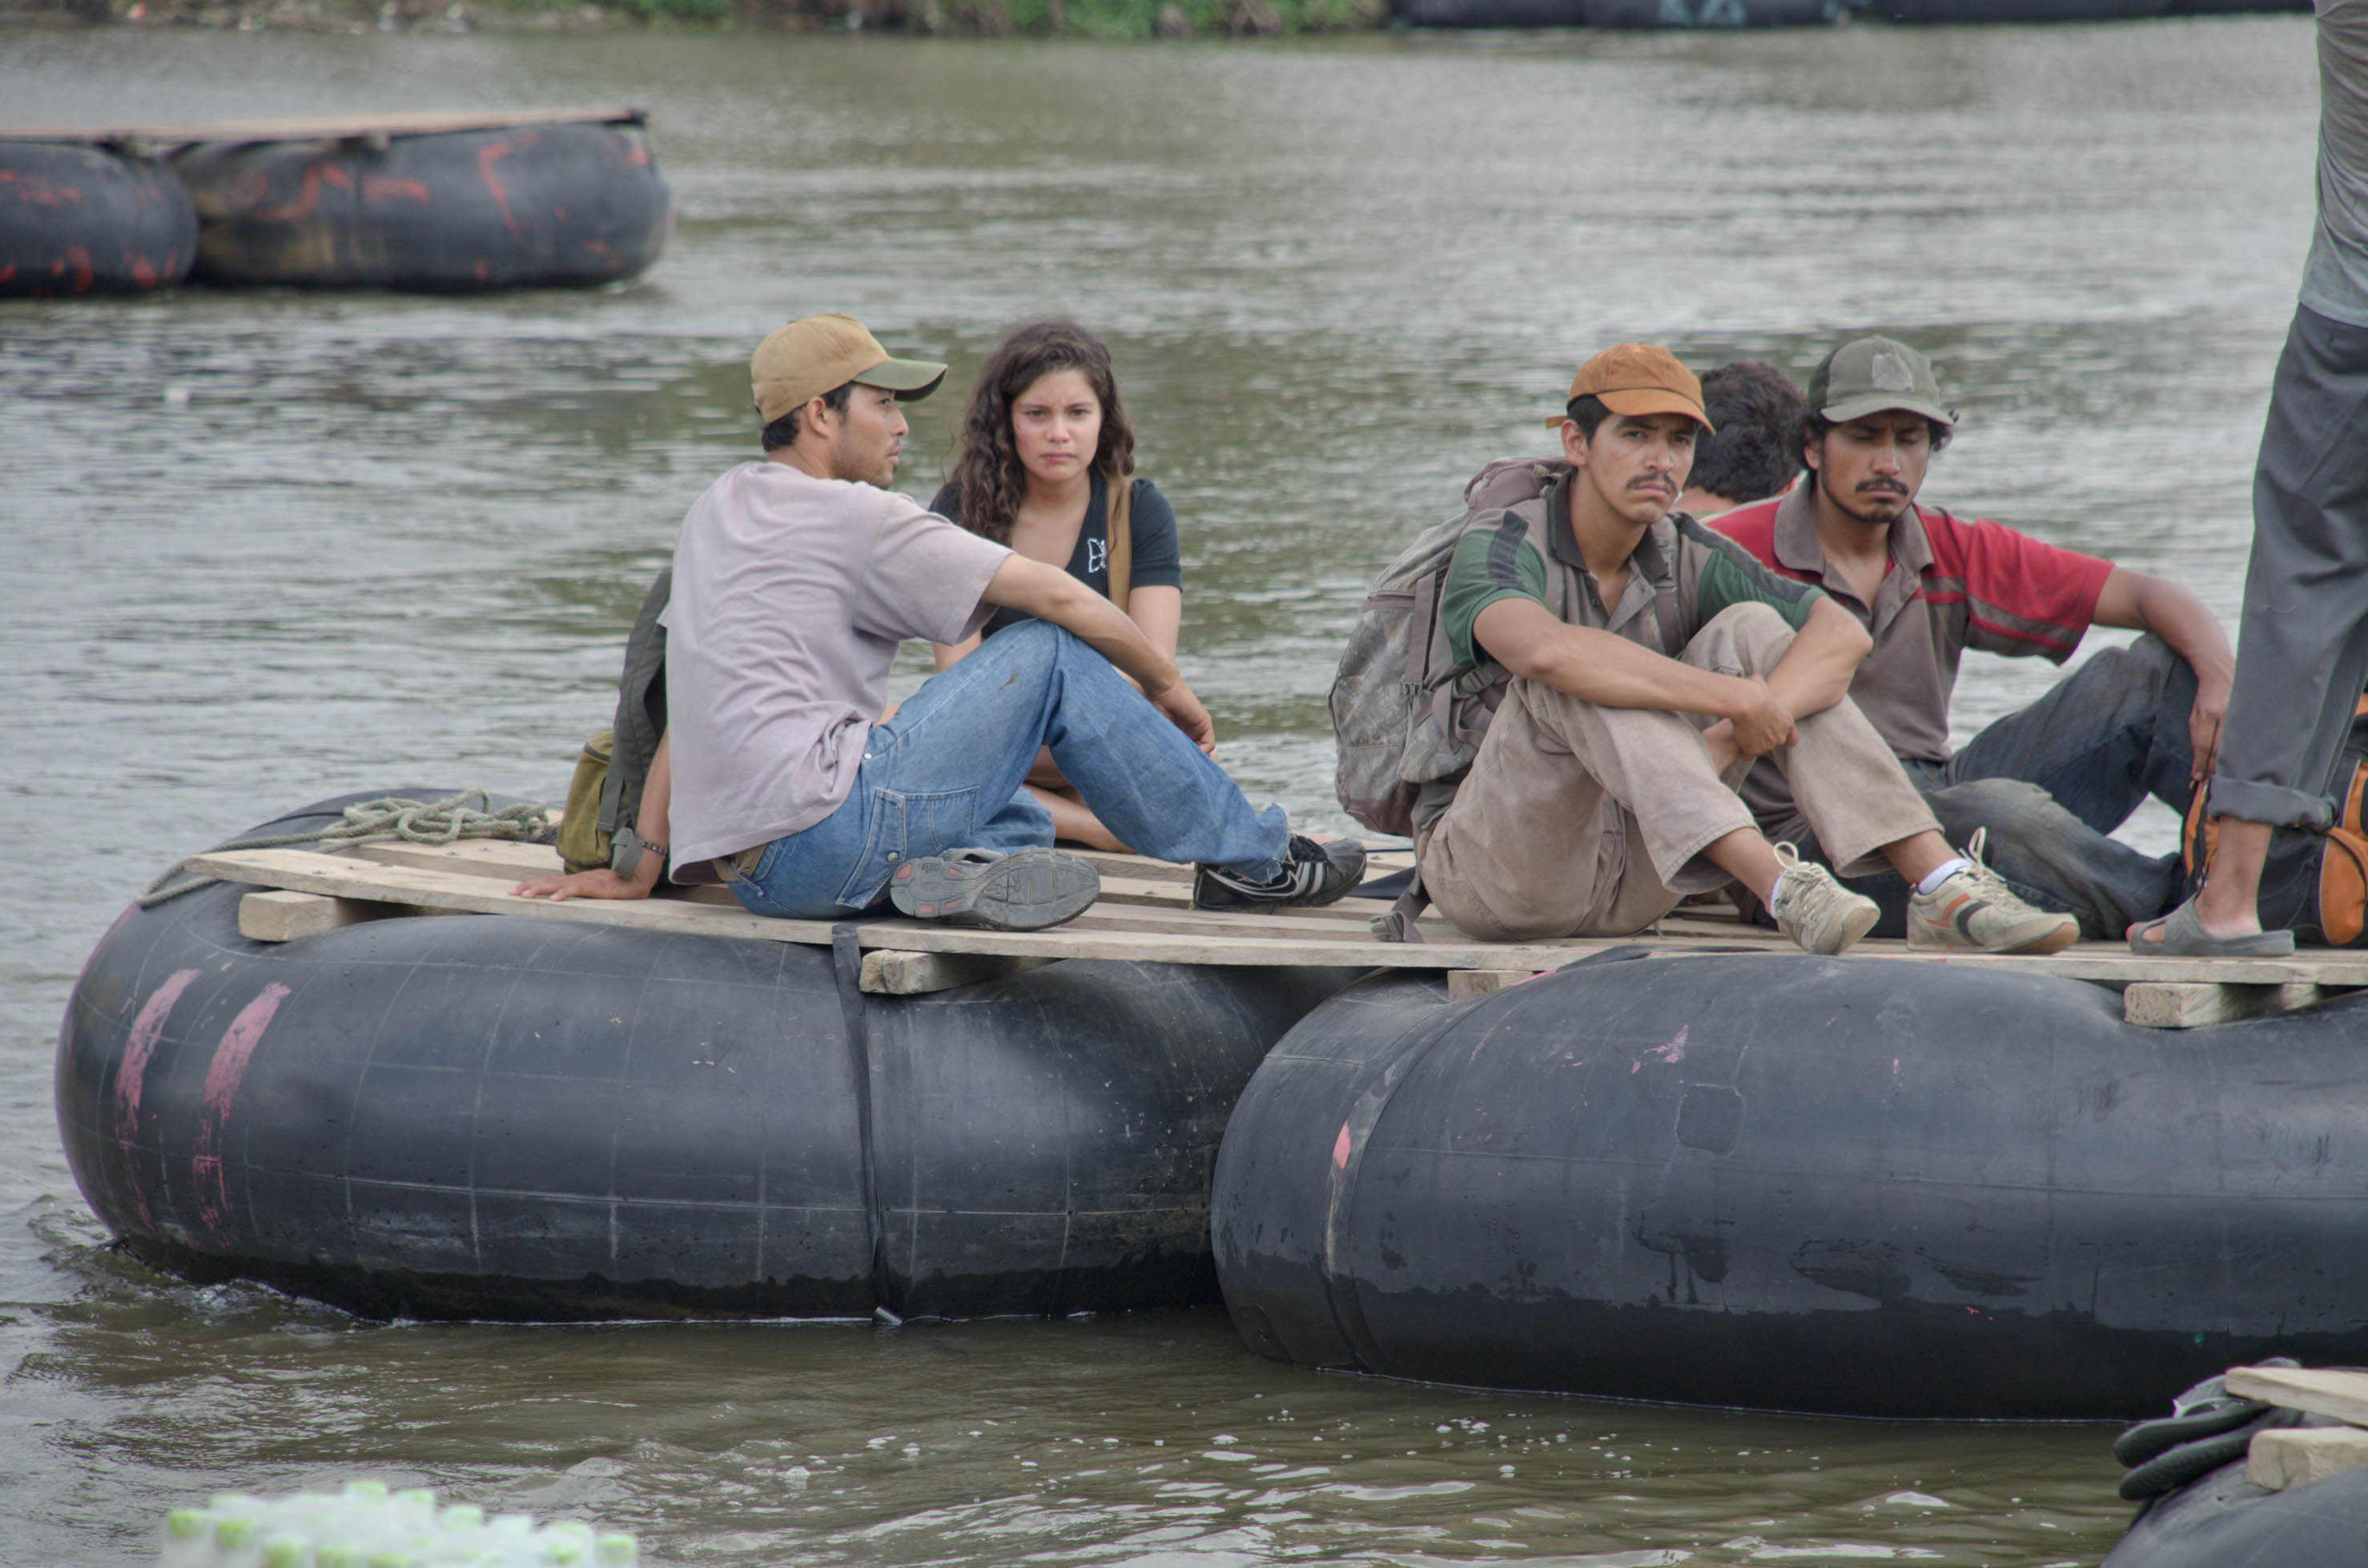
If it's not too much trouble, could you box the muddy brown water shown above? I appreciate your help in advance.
[0,15,2321,1564]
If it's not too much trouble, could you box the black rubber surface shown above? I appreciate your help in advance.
[0,141,196,298]
[2103,1457,2368,1567]
[170,122,670,291]
[1212,955,2368,1418]
[57,793,1361,1321]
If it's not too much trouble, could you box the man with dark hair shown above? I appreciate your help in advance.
[1678,360,1806,517]
[1413,341,2074,955]
[1711,336,2234,940]
[2137,0,2368,956]
[517,311,1364,927]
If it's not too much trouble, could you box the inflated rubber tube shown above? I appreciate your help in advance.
[0,141,197,298]
[1212,954,2368,1419]
[171,121,669,291]
[2102,1457,2368,1566]
[57,792,1360,1321]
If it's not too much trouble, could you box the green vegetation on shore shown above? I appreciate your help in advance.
[2,0,1387,36]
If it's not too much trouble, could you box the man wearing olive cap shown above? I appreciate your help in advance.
[1412,343,2074,955]
[1711,337,2234,942]
[517,312,1364,927]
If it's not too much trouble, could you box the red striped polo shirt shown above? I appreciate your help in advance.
[1711,485,2113,763]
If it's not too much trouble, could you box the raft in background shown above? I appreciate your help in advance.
[57,793,1358,1321]
[1394,0,2306,29]
[1212,954,2368,1420]
[1,108,669,294]
[0,140,197,298]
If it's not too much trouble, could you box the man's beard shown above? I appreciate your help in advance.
[1832,484,1912,526]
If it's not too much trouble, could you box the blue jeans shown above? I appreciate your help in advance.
[726,620,1289,920]
[1784,635,2196,939]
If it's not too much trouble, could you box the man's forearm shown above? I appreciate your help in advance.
[638,731,672,852]
[1763,606,1871,721]
[1526,625,1748,718]
[2141,583,2235,690]
[1038,581,1181,695]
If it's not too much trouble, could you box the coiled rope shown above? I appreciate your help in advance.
[136,789,552,909]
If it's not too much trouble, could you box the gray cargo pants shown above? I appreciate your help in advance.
[2212,304,2368,829]
[1417,603,1940,943]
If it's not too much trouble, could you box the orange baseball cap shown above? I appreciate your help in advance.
[1546,343,1714,431]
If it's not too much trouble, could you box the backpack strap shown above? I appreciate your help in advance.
[1105,472,1133,615]
[1369,862,1431,943]
[1650,520,1684,654]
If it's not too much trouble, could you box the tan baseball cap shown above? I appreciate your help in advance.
[1546,343,1714,431]
[750,312,947,424]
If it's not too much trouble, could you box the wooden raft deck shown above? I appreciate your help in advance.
[187,838,2368,1029]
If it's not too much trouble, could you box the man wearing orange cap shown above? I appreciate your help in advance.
[1413,343,2076,955]
[518,312,1365,928]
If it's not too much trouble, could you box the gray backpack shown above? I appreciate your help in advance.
[1329,458,1570,838]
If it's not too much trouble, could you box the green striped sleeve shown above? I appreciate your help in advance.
[1685,518,1827,631]
[1441,513,1549,669]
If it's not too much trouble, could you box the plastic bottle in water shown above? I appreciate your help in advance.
[160,1510,215,1568]
[155,1486,637,1567]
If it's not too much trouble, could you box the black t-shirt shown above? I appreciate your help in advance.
[927,470,1182,640]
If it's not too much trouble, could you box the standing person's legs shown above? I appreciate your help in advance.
[730,621,1289,919]
[2161,306,2368,948]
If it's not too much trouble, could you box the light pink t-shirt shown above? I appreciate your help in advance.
[661,461,1011,866]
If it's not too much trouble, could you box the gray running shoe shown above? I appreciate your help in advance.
[1768,842,1880,956]
[888,848,1100,931]
[1904,829,2079,955]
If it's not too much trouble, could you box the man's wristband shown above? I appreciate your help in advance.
[611,826,669,881]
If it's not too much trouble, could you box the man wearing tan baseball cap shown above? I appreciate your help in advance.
[517,311,1363,929]
[1398,342,2072,957]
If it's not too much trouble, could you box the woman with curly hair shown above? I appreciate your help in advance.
[927,320,1185,851]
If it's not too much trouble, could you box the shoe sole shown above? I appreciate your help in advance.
[889,850,1100,931]
[1908,919,2081,955]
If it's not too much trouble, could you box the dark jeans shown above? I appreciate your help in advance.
[725,620,1289,921]
[2213,304,2368,829]
[1779,636,2196,940]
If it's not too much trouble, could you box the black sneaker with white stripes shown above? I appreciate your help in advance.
[888,847,1100,931]
[1191,835,1368,911]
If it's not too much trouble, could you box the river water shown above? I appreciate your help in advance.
[0,14,2322,1565]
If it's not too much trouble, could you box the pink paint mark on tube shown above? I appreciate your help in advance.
[115,968,200,1144]
[112,967,201,1228]
[191,982,290,1235]
[1333,1121,1354,1171]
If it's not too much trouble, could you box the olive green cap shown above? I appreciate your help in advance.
[1807,336,1957,428]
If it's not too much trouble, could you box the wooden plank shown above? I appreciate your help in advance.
[179,848,1609,971]
[2124,981,2330,1030]
[859,951,1054,996]
[0,106,647,147]
[239,890,376,942]
[1447,969,1542,1003]
[180,846,2368,990]
[2248,1426,2368,1491]
[2226,1366,2368,1427]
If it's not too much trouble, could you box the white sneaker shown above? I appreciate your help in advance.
[1767,842,1880,956]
